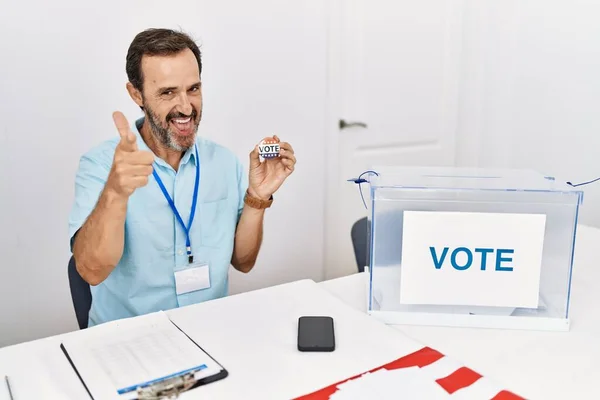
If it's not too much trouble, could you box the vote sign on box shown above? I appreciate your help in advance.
[399,211,547,308]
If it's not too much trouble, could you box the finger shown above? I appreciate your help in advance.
[130,175,150,188]
[279,149,296,164]
[114,164,153,179]
[249,144,261,168]
[127,165,154,177]
[272,135,281,143]
[113,111,138,152]
[281,158,295,173]
[118,131,138,152]
[278,141,294,154]
[127,151,155,166]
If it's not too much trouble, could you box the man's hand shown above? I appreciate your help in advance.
[106,112,155,198]
[248,135,296,200]
[72,112,154,285]
[232,136,295,273]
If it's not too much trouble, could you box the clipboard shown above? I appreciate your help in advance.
[60,316,228,399]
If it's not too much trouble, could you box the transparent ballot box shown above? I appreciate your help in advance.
[365,167,583,331]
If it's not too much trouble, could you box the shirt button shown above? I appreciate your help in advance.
[177,249,184,255]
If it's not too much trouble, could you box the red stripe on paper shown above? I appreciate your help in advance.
[294,347,523,400]
[384,346,445,369]
[492,390,526,400]
[293,347,444,399]
[436,367,482,394]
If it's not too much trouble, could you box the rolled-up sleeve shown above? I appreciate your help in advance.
[68,150,111,250]
[236,158,249,222]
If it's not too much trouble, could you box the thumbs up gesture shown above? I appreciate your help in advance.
[106,112,155,198]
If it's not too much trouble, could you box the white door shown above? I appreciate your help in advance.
[325,0,464,279]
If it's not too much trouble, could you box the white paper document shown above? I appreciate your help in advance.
[400,211,546,308]
[329,367,449,399]
[61,311,223,400]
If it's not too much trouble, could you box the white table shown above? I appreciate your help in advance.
[0,225,597,399]
[0,279,522,400]
[321,224,600,400]
[0,279,430,400]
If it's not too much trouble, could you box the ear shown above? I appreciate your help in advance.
[126,82,144,108]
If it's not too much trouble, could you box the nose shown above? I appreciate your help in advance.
[176,93,193,116]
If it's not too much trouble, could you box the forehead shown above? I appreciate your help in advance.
[141,48,200,89]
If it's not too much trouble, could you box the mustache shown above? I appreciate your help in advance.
[166,108,198,122]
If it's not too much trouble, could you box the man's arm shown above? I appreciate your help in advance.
[230,202,265,273]
[72,111,154,285]
[229,136,295,273]
[73,189,129,285]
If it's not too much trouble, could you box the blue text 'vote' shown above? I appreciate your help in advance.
[429,247,514,271]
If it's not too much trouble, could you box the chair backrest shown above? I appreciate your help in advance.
[67,256,92,329]
[350,217,370,273]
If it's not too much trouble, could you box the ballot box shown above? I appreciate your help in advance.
[364,166,583,331]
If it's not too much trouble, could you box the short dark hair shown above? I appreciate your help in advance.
[126,28,202,93]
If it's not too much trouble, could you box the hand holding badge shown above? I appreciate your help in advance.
[247,135,296,202]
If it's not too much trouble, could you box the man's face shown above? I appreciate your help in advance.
[139,48,202,151]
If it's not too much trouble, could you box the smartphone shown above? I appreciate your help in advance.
[297,316,335,352]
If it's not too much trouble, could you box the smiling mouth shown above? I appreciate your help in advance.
[170,116,193,136]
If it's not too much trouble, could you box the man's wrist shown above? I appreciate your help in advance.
[247,187,271,201]
[244,189,273,209]
[243,203,266,216]
[101,187,129,210]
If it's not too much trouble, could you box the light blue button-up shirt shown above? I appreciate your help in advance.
[69,117,247,327]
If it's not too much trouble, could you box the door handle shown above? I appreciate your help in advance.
[339,119,367,129]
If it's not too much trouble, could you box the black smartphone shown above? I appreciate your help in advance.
[297,316,335,352]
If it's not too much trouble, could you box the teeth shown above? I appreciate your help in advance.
[173,117,191,123]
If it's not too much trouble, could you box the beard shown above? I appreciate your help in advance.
[144,102,201,151]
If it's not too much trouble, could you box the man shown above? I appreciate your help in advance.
[68,28,296,327]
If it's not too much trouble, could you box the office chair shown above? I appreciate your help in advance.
[67,255,92,329]
[350,217,370,273]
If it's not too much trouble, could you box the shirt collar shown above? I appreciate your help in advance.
[133,117,197,169]
[181,143,197,166]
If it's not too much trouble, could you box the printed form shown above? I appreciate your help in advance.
[61,311,222,399]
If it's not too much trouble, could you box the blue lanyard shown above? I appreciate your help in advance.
[152,145,200,264]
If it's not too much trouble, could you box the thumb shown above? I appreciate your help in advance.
[249,143,262,168]
[113,111,138,152]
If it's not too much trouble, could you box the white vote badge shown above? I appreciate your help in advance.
[258,139,280,162]
[174,262,211,295]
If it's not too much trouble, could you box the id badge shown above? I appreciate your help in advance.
[174,262,211,295]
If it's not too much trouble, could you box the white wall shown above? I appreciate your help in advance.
[456,0,600,227]
[2,0,600,348]
[323,0,600,280]
[0,0,327,347]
